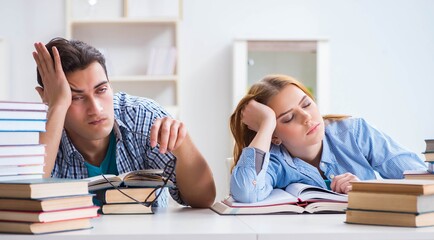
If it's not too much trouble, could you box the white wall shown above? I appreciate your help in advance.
[1,0,434,202]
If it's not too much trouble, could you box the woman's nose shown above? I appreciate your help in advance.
[300,109,312,124]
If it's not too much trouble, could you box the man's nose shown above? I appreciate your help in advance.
[87,97,103,115]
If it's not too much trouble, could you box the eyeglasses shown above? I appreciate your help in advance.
[100,158,176,207]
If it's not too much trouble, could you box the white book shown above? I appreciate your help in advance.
[0,101,47,111]
[0,132,40,145]
[0,110,47,120]
[0,174,43,182]
[146,48,157,75]
[164,46,176,75]
[0,120,46,132]
[0,144,45,156]
[0,165,44,176]
[0,155,45,166]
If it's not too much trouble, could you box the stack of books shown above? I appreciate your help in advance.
[346,179,434,227]
[403,139,434,180]
[422,139,434,173]
[0,178,99,234]
[95,187,156,214]
[0,101,47,181]
[86,169,172,214]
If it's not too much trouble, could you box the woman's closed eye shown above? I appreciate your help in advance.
[282,114,294,123]
[302,101,311,108]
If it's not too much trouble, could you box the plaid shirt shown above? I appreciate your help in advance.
[51,92,185,205]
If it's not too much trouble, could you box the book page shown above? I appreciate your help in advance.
[224,188,298,207]
[85,174,120,185]
[285,183,347,202]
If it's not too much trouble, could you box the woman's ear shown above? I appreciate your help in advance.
[271,136,282,145]
[35,86,47,104]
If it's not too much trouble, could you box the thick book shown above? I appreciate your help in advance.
[0,154,45,166]
[101,203,153,214]
[0,164,44,176]
[346,209,434,227]
[348,191,434,213]
[351,179,434,195]
[0,218,92,234]
[212,183,347,215]
[0,119,46,132]
[95,187,156,204]
[0,144,45,157]
[0,101,47,111]
[424,139,434,153]
[0,206,99,222]
[86,169,174,191]
[0,132,40,145]
[0,174,43,181]
[423,152,434,162]
[404,170,434,180]
[0,109,47,120]
[0,178,89,199]
[0,194,94,212]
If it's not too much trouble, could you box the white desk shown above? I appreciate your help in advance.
[239,214,434,240]
[0,208,255,240]
[2,208,434,239]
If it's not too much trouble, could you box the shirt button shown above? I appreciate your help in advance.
[330,174,335,179]
[252,180,257,186]
[320,162,325,168]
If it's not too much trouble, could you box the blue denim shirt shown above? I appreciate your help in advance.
[230,118,426,203]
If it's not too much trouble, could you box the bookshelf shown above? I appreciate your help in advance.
[65,0,181,117]
[0,38,8,100]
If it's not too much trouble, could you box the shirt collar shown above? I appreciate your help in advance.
[320,133,337,165]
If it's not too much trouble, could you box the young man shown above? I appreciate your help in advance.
[32,37,216,208]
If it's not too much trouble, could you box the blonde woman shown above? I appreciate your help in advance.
[230,74,425,203]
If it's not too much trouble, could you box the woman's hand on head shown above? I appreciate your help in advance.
[33,42,71,109]
[241,100,276,132]
[330,172,360,194]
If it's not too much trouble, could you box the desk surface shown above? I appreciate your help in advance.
[1,207,434,240]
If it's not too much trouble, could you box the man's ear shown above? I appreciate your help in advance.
[35,86,46,104]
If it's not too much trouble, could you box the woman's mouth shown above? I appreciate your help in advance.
[307,123,320,135]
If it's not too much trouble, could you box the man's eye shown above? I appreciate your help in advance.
[98,87,107,93]
[72,96,83,101]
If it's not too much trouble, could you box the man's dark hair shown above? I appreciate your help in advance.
[36,37,107,87]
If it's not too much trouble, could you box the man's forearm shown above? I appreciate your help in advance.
[40,105,68,178]
[173,134,216,208]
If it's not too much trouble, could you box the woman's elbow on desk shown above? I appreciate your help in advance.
[230,169,263,203]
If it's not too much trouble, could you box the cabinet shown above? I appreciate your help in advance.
[233,38,330,114]
[65,0,181,117]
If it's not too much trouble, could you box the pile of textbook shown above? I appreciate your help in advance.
[0,178,98,234]
[0,101,47,181]
[403,139,434,180]
[346,179,434,227]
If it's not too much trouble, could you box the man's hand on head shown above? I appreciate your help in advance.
[33,42,71,109]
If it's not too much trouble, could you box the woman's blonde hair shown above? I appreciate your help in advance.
[229,74,348,171]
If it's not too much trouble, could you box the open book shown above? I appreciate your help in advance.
[211,182,348,215]
[85,169,174,191]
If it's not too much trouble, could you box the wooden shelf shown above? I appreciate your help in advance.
[110,75,178,82]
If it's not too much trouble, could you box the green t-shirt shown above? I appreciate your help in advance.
[84,130,118,177]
